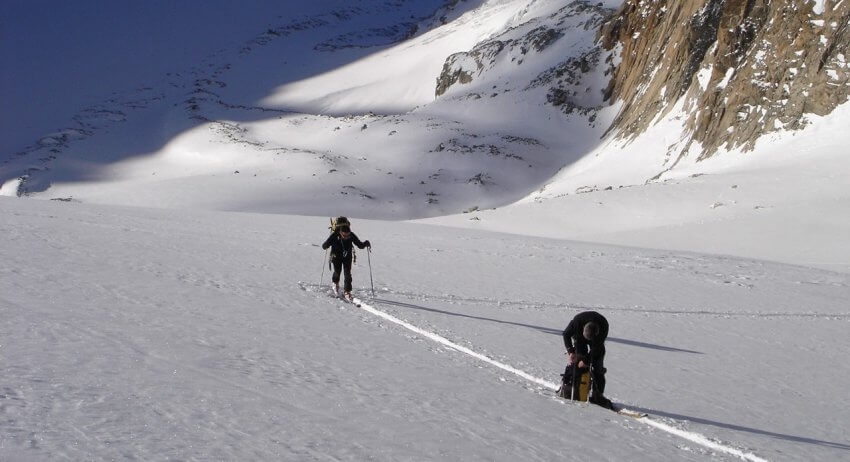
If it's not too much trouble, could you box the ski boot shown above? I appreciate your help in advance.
[589,394,614,410]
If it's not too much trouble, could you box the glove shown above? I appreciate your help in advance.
[364,240,371,248]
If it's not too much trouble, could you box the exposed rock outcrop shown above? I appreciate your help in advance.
[435,2,611,100]
[600,0,850,161]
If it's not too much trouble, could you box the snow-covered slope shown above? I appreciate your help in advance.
[3,2,850,459]
[424,100,850,272]
[3,0,847,269]
[3,196,849,460]
[2,0,622,218]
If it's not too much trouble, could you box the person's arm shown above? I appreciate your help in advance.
[563,320,577,353]
[321,233,335,250]
[351,233,370,249]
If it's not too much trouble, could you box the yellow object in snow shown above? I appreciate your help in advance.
[573,369,590,401]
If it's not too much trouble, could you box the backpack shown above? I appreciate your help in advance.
[328,216,356,265]
[330,216,351,232]
[558,364,590,401]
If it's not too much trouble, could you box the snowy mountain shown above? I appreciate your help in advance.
[3,0,850,460]
[2,0,620,219]
[3,0,848,268]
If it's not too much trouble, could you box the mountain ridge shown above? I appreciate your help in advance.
[1,0,847,221]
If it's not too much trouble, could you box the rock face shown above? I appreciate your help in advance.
[434,1,612,114]
[600,0,850,162]
[434,0,848,167]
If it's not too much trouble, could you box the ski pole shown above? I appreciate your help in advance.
[320,216,333,289]
[570,361,579,401]
[367,246,375,298]
[320,248,328,288]
[589,364,597,401]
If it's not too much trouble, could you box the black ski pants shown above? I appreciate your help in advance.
[331,256,353,292]
[589,343,606,395]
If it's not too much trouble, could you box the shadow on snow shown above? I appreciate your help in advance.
[631,405,850,451]
[3,0,485,198]
[370,298,703,354]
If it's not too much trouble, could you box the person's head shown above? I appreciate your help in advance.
[583,322,600,342]
[338,225,351,237]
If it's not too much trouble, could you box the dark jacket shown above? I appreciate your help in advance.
[563,311,609,360]
[322,232,368,260]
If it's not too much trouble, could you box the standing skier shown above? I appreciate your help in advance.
[321,217,370,301]
[562,311,612,408]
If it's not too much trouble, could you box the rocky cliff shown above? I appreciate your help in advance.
[435,0,849,171]
[434,1,613,118]
[600,0,850,166]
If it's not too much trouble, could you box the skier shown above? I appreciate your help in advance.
[321,217,371,301]
[562,311,612,408]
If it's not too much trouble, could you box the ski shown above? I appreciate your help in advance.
[554,383,646,417]
[315,283,363,307]
[612,405,648,418]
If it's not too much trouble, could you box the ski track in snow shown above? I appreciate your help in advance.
[300,283,769,462]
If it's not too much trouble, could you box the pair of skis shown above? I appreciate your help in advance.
[330,287,361,307]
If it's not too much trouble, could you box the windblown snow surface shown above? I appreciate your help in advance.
[3,197,849,461]
[2,0,850,460]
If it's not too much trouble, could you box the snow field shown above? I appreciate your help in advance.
[344,293,768,462]
[3,197,849,460]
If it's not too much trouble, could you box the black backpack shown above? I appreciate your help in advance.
[328,216,356,264]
